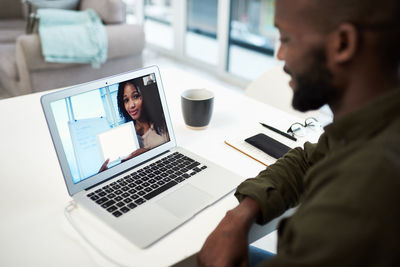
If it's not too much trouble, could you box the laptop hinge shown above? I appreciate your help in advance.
[85,150,171,191]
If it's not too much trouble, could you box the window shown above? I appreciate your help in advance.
[70,90,105,120]
[123,0,140,24]
[185,0,219,65]
[132,0,280,83]
[228,0,279,80]
[144,0,174,50]
[100,85,123,127]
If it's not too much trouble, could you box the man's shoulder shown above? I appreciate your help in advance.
[347,118,400,171]
[305,131,400,216]
[307,121,400,201]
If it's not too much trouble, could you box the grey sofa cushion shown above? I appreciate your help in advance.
[17,23,144,71]
[30,54,142,93]
[0,0,23,19]
[0,44,17,80]
[80,0,126,24]
[0,20,26,43]
[21,0,80,19]
[0,44,18,96]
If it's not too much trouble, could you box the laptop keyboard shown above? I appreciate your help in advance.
[87,152,207,218]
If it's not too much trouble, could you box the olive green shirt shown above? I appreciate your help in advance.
[235,88,400,266]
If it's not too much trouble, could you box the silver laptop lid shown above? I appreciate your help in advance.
[41,66,177,196]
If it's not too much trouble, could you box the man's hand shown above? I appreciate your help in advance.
[197,210,250,267]
[197,197,260,267]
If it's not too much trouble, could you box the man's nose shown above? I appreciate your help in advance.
[276,44,284,61]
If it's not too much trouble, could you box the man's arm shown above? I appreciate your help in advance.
[236,141,321,224]
[198,137,327,267]
[197,197,260,267]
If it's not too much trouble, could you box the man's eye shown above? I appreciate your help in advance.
[280,37,289,43]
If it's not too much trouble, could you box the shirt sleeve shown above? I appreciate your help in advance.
[235,131,329,224]
[258,150,400,267]
[235,141,318,224]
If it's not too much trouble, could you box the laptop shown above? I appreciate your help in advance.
[41,66,243,248]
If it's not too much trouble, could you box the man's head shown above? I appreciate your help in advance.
[274,0,400,113]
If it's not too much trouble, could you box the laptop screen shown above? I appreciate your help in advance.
[49,73,170,184]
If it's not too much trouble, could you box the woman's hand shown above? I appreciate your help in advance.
[197,197,260,267]
[98,148,148,173]
[99,158,110,173]
[122,148,149,162]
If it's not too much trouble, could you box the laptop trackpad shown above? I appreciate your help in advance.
[156,184,212,219]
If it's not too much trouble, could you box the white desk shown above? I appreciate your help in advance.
[0,67,307,266]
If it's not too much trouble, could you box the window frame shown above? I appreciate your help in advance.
[131,0,279,88]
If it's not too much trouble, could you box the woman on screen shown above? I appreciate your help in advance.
[99,79,169,172]
[117,79,169,149]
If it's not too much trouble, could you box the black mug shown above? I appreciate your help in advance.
[181,89,214,129]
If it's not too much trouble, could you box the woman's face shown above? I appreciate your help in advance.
[123,83,143,120]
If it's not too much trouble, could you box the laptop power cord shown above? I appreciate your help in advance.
[64,201,129,267]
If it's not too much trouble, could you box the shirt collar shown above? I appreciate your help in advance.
[324,88,400,144]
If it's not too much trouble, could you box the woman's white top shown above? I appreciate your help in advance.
[138,124,169,149]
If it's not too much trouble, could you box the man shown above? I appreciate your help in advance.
[198,0,400,266]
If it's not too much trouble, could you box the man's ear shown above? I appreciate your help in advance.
[328,23,359,64]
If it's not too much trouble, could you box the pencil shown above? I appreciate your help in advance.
[259,122,297,141]
[224,140,268,167]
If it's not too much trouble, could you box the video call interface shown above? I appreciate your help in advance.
[51,73,170,184]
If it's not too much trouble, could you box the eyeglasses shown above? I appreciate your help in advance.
[287,117,321,137]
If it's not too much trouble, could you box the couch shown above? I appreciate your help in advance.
[0,0,145,97]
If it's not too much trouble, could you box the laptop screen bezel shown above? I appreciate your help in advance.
[41,66,177,196]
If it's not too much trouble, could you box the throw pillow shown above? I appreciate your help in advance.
[80,0,126,24]
[23,0,80,33]
[23,0,80,17]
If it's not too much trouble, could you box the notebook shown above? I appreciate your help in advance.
[41,66,243,248]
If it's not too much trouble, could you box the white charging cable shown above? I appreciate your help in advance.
[64,201,129,267]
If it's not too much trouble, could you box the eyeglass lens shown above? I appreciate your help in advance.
[287,117,321,137]
[305,117,319,128]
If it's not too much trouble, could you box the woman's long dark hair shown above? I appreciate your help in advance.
[117,78,168,136]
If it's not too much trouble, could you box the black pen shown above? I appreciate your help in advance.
[259,122,297,141]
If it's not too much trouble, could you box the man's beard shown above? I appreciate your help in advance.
[286,48,340,112]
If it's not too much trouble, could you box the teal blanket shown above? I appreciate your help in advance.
[38,9,107,67]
